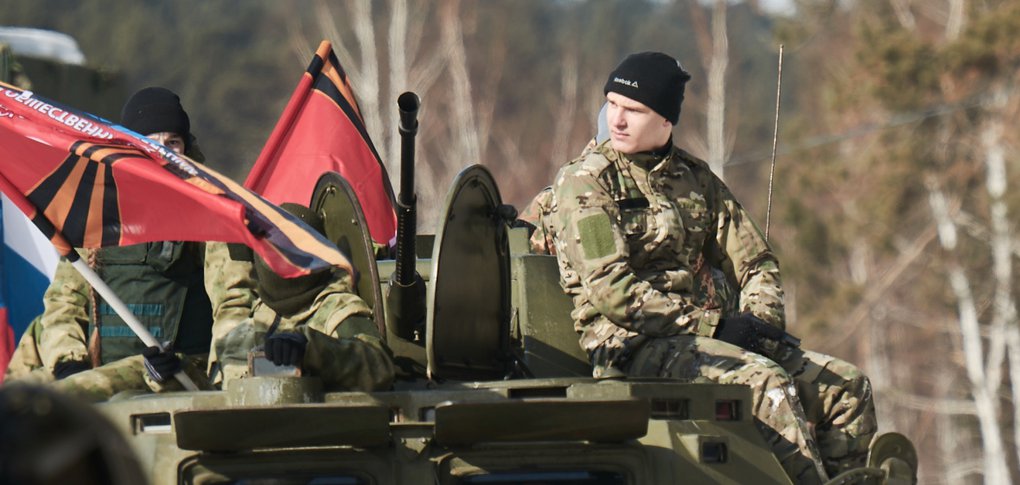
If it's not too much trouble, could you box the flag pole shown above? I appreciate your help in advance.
[66,255,198,391]
[0,176,198,391]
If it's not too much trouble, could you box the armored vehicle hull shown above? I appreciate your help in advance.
[97,376,799,484]
[90,166,915,485]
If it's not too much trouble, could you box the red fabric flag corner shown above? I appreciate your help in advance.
[245,40,397,246]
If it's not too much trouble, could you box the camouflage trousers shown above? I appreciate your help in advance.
[624,335,876,484]
[773,345,877,476]
[54,354,213,403]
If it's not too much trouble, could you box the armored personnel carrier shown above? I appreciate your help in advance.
[88,94,917,485]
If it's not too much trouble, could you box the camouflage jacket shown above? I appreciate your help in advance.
[212,274,394,392]
[547,140,785,355]
[36,241,256,372]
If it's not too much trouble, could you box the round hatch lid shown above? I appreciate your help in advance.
[310,171,386,338]
[426,165,511,381]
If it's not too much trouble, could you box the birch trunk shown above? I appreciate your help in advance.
[928,182,1011,484]
[705,0,728,179]
[982,88,1020,471]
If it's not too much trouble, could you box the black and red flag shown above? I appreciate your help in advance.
[0,82,353,279]
[245,40,397,247]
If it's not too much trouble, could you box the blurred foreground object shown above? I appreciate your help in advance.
[0,384,147,485]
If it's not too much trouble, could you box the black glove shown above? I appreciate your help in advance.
[52,360,91,380]
[142,346,182,383]
[264,332,308,367]
[713,313,785,353]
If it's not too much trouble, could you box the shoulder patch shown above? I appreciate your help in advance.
[577,212,616,260]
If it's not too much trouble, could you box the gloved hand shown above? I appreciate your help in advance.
[52,360,91,380]
[264,332,308,367]
[713,313,785,354]
[142,346,182,383]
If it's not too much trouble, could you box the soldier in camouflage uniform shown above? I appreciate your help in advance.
[545,52,876,483]
[212,203,394,392]
[7,87,257,401]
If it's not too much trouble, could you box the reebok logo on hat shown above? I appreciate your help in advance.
[613,77,639,88]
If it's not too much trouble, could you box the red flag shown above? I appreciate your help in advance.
[0,83,352,279]
[245,40,397,246]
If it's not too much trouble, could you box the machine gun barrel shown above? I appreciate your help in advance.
[394,91,420,286]
[386,91,426,342]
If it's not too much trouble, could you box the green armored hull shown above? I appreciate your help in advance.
[90,166,915,485]
[98,376,792,484]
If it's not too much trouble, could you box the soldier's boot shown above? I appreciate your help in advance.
[816,424,875,477]
[821,432,917,485]
[868,432,917,485]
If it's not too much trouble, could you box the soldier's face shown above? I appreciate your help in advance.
[606,92,672,154]
[146,132,186,154]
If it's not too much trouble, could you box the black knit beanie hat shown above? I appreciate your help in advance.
[120,87,191,137]
[604,52,692,125]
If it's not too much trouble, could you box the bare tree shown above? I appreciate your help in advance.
[438,0,480,167]
[927,179,1012,484]
[686,0,730,179]
[945,0,966,40]
[982,85,1020,471]
[549,43,580,169]
[889,0,917,31]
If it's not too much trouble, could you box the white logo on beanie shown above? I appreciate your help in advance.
[613,77,639,89]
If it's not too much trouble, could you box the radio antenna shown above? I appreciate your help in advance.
[765,44,784,240]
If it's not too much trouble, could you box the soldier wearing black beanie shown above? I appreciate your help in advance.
[119,87,203,161]
[604,51,691,125]
[541,50,880,484]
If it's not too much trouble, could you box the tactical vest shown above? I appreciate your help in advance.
[90,241,213,364]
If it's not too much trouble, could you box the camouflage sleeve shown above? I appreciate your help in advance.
[4,315,48,381]
[304,273,373,337]
[551,165,717,337]
[301,276,394,391]
[300,316,394,392]
[204,242,256,369]
[37,257,92,370]
[712,181,786,328]
[517,186,557,255]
